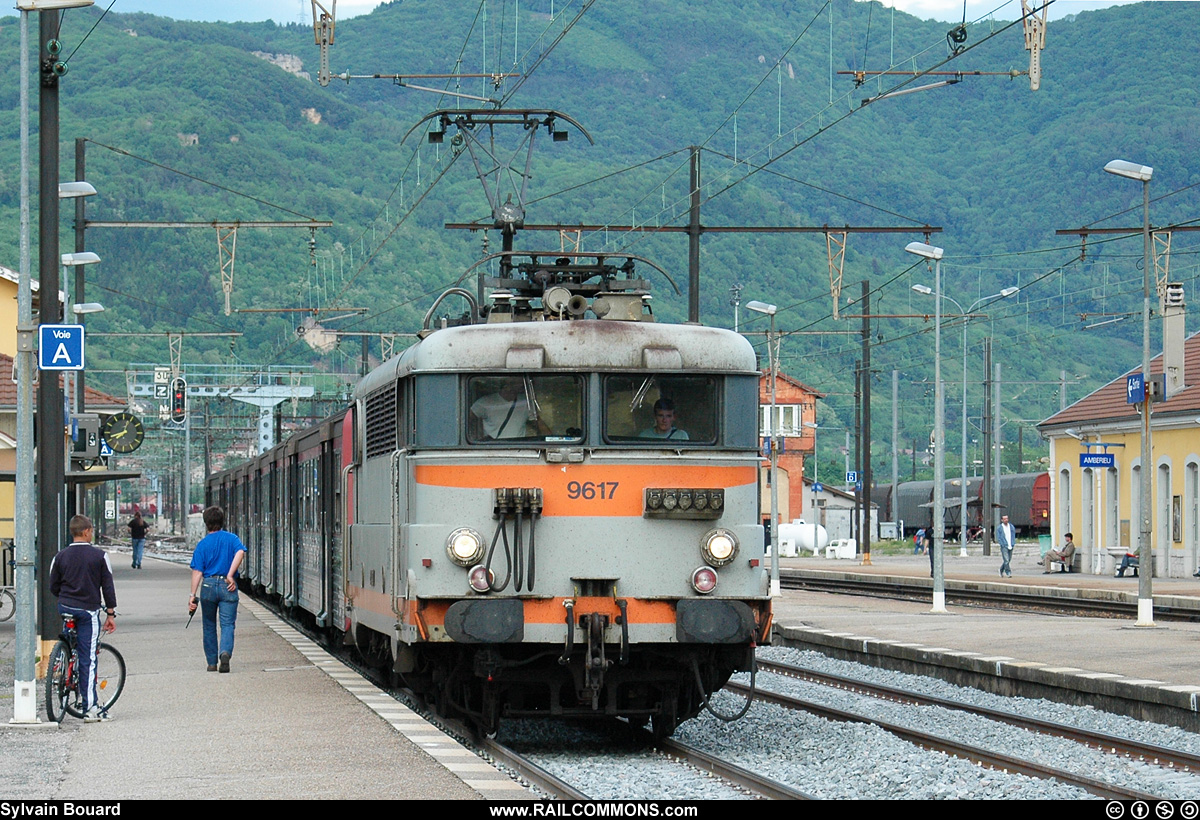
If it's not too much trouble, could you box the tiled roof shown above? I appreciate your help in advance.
[761,369,827,399]
[0,352,126,412]
[1039,332,1200,430]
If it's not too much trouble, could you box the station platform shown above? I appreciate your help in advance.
[0,553,534,800]
[770,544,1200,728]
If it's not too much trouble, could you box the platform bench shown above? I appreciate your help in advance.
[1114,553,1140,577]
[1050,554,1082,573]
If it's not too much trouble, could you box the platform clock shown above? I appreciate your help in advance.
[102,412,145,454]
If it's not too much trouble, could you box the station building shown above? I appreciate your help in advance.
[757,370,823,528]
[1039,332,1200,578]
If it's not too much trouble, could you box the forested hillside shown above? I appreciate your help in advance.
[0,0,1196,478]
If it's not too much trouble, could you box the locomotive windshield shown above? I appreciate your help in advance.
[604,375,718,444]
[466,375,584,443]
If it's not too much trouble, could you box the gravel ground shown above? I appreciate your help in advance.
[671,647,1200,799]
[499,720,760,799]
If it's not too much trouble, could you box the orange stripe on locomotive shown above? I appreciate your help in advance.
[414,463,757,517]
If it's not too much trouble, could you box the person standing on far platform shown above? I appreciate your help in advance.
[127,509,148,569]
[997,514,1016,578]
[187,506,246,673]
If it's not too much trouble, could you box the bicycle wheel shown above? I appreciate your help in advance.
[93,644,126,714]
[0,588,14,622]
[45,640,72,723]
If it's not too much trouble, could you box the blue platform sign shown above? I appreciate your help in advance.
[846,471,858,483]
[1080,453,1115,468]
[812,482,824,493]
[1126,373,1145,404]
[39,324,85,371]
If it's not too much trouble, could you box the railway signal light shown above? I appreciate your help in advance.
[170,377,188,423]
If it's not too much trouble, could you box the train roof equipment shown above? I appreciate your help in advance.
[419,250,682,338]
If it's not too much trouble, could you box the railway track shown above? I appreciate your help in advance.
[483,718,816,800]
[655,735,815,799]
[725,657,1200,801]
[779,571,1200,622]
[755,658,1200,774]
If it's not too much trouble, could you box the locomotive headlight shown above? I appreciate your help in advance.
[691,566,718,594]
[701,528,739,567]
[446,528,485,567]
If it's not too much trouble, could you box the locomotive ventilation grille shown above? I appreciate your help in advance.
[364,384,398,458]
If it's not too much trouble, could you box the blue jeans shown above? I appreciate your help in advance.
[199,577,238,664]
[131,539,145,568]
[58,604,101,713]
[999,542,1013,575]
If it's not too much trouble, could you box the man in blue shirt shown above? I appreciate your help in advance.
[188,506,246,673]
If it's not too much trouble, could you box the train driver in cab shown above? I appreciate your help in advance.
[471,377,536,439]
[639,398,689,440]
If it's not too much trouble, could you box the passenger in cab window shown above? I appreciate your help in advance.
[639,398,689,441]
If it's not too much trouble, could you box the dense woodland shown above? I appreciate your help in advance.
[0,0,1197,482]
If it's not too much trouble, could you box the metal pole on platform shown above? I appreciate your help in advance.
[746,300,779,597]
[906,242,946,613]
[1104,159,1155,626]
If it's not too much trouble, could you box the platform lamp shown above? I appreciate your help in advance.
[62,252,100,417]
[14,0,97,727]
[746,300,780,597]
[912,284,1019,558]
[1104,158,1155,627]
[905,241,947,613]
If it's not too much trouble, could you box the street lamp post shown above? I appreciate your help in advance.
[14,0,97,726]
[905,242,947,613]
[1104,158,1155,626]
[913,284,1019,557]
[746,300,780,597]
[804,420,819,556]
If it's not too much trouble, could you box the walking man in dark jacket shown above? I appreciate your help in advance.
[49,515,117,722]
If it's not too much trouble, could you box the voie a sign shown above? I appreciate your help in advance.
[38,324,84,371]
[1080,453,1115,468]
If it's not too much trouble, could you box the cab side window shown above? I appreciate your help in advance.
[466,375,584,444]
[603,375,719,444]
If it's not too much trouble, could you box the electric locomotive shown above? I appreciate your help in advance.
[210,252,771,736]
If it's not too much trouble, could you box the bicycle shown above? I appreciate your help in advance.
[0,586,14,622]
[45,613,126,723]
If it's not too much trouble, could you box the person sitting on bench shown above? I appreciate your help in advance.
[1116,552,1140,577]
[1043,532,1076,573]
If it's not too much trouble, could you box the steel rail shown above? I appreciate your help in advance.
[656,737,815,800]
[779,572,1200,622]
[478,736,593,800]
[725,681,1161,801]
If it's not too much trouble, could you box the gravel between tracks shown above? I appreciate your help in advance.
[670,647,1200,800]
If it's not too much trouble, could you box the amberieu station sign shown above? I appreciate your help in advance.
[1080,453,1116,468]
